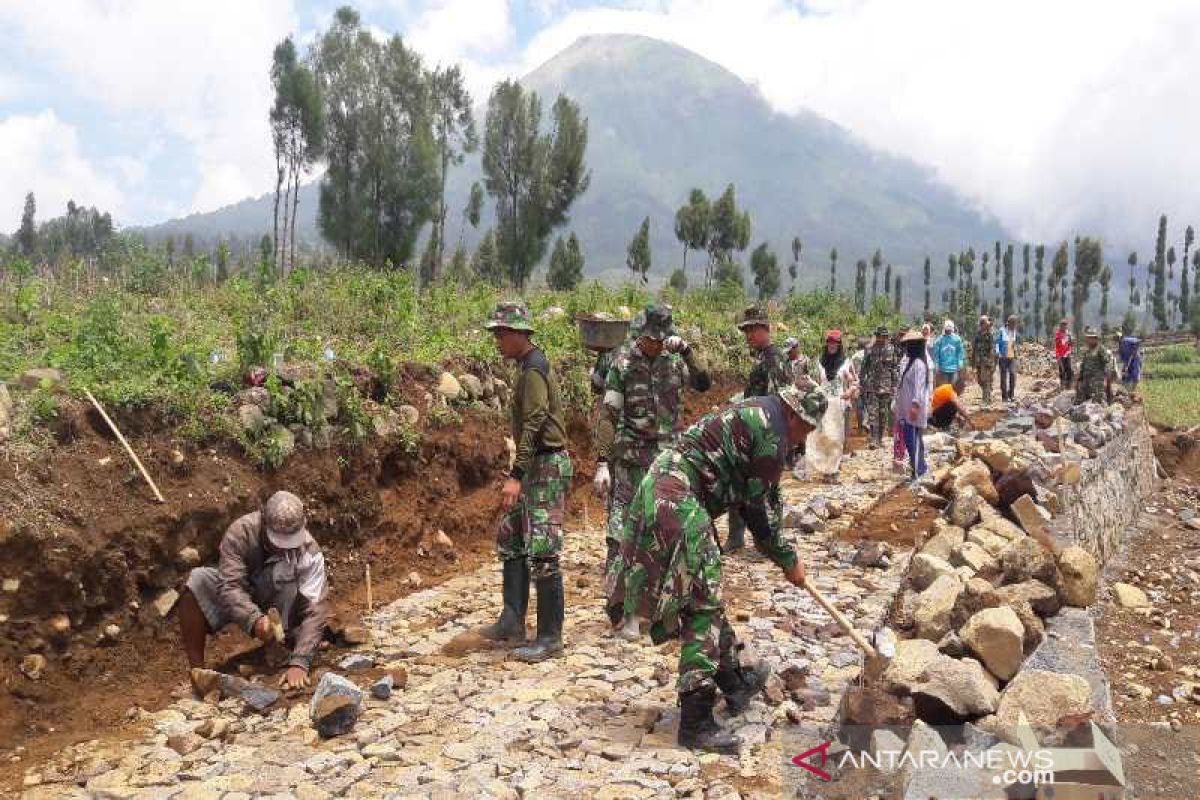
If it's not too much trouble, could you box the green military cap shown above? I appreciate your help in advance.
[634,303,675,339]
[484,301,535,333]
[1084,327,1100,338]
[778,385,828,427]
[736,305,771,330]
[874,325,889,337]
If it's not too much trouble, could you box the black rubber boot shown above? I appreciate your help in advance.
[714,660,771,715]
[513,572,564,662]
[677,685,741,754]
[479,559,528,644]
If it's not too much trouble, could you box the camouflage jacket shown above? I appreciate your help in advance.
[972,330,997,369]
[859,343,898,396]
[674,395,798,569]
[1075,346,1114,402]
[509,347,568,480]
[596,342,711,466]
[746,343,792,398]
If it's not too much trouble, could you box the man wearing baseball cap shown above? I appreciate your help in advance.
[178,490,330,691]
[606,385,827,754]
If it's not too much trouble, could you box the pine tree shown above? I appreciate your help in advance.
[870,248,882,299]
[828,247,838,294]
[1099,264,1112,328]
[1153,214,1168,329]
[1127,251,1138,307]
[674,189,710,277]
[854,259,868,313]
[705,185,751,288]
[750,242,780,300]
[547,232,585,291]
[1002,244,1014,321]
[789,237,802,294]
[893,275,903,313]
[16,192,36,257]
[626,217,651,284]
[1181,225,1193,328]
[472,229,502,285]
[923,256,931,314]
[884,263,892,295]
[1033,244,1045,339]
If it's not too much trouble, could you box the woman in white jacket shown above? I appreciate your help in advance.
[893,330,932,482]
[804,330,859,482]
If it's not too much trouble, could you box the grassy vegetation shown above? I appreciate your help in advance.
[1141,344,1200,428]
[0,266,902,448]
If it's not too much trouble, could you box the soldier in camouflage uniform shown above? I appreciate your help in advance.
[859,325,898,448]
[479,302,573,663]
[972,315,997,405]
[1074,327,1115,405]
[606,386,827,753]
[724,306,793,552]
[593,304,711,573]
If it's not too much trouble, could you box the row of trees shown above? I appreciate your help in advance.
[267,6,590,290]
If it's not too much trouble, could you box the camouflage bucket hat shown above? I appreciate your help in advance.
[736,305,771,330]
[483,301,535,333]
[778,386,828,427]
[263,490,308,549]
[1085,327,1100,338]
[635,303,675,339]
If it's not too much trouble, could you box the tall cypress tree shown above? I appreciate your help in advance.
[1153,214,1168,329]
[923,256,931,314]
[829,247,838,294]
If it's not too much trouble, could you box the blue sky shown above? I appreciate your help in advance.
[2,1,1198,247]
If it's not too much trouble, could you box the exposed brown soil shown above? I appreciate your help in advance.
[1154,428,1200,482]
[0,372,744,791]
[842,487,941,546]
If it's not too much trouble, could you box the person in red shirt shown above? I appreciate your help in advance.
[1054,319,1073,389]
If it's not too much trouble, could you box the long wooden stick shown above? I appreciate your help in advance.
[365,561,374,614]
[85,389,165,503]
[803,579,879,661]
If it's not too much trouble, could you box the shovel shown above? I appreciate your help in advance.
[801,577,889,672]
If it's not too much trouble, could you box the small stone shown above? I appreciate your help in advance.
[998,537,1060,589]
[435,372,462,401]
[338,653,375,673]
[310,673,363,738]
[407,571,422,588]
[103,624,121,641]
[1056,545,1098,607]
[371,675,394,700]
[19,654,47,680]
[1,578,18,593]
[996,580,1061,618]
[176,547,201,570]
[433,529,455,552]
[17,367,63,390]
[49,614,71,633]
[1010,494,1050,537]
[194,718,230,740]
[167,732,203,756]
[882,638,940,694]
[1112,582,1150,608]
[947,487,982,529]
[154,588,180,618]
[950,540,998,575]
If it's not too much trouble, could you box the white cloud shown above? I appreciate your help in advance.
[406,0,515,65]
[0,111,126,228]
[0,1,296,218]
[469,0,1200,248]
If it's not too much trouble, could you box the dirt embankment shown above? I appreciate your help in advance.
[0,369,742,782]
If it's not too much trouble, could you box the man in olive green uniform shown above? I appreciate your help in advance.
[593,304,711,571]
[972,315,997,405]
[1074,327,1115,405]
[479,302,573,663]
[723,306,793,552]
[607,386,827,753]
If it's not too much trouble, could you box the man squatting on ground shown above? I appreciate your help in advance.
[606,385,828,753]
[478,302,574,663]
[592,303,711,639]
[724,305,794,552]
[178,490,330,691]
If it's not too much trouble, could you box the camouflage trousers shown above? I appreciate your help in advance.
[605,453,743,692]
[864,392,894,440]
[497,451,573,579]
[1075,377,1107,405]
[975,363,995,403]
[605,458,649,569]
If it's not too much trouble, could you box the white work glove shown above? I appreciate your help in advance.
[663,335,687,354]
[593,462,611,497]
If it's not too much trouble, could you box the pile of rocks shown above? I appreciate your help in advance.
[881,425,1102,740]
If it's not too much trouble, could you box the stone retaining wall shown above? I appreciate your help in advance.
[1051,406,1156,564]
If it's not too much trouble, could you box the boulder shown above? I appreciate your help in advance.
[909,553,956,591]
[960,606,1025,681]
[1007,599,1045,653]
[995,670,1092,730]
[974,513,1025,542]
[937,631,966,657]
[998,537,1060,589]
[238,404,268,433]
[996,581,1060,617]
[870,729,907,774]
[1010,494,1051,538]
[994,469,1037,509]
[950,541,999,575]
[882,638,941,695]
[457,374,483,400]
[914,575,963,641]
[968,440,1015,473]
[310,673,363,738]
[17,367,64,390]
[1111,582,1149,608]
[913,655,1000,718]
[1056,546,1098,607]
[949,459,1000,506]
[904,718,948,762]
[947,488,982,529]
[921,524,965,561]
[950,578,1002,629]
[435,372,462,401]
[397,405,420,426]
[966,528,1010,557]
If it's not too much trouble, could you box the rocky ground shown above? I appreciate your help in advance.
[16,436,940,799]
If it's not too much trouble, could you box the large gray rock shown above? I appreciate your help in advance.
[1056,545,1098,607]
[882,638,941,694]
[960,606,1025,681]
[909,553,956,591]
[457,374,483,400]
[310,672,363,738]
[947,487,982,529]
[435,372,462,401]
[913,655,1000,718]
[998,537,1060,589]
[949,459,1000,506]
[995,669,1092,730]
[914,575,963,641]
[238,404,268,433]
[996,580,1060,617]
[950,578,1001,630]
[921,523,966,561]
[950,541,999,575]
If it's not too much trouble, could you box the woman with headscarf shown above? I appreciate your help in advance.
[804,330,858,482]
[894,330,932,483]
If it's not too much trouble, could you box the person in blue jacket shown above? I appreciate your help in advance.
[994,315,1021,402]
[931,319,966,391]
